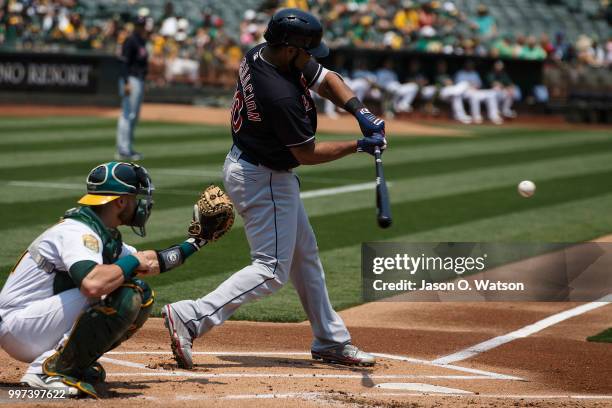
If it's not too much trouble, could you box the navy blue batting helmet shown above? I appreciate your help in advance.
[263,8,329,58]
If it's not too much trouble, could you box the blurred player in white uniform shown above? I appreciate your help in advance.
[375,59,420,114]
[487,60,519,118]
[421,60,472,124]
[455,60,503,124]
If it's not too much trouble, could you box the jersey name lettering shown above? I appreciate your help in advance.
[238,58,261,122]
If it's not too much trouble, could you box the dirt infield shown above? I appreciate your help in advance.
[0,103,469,137]
[2,103,608,136]
[1,300,611,407]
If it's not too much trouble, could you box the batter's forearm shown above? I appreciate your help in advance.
[318,72,355,107]
[291,140,357,165]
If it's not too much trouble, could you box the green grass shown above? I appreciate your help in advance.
[1,116,611,321]
[587,328,612,343]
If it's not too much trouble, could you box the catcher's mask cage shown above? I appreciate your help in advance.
[79,161,155,237]
[263,8,329,58]
[130,164,154,237]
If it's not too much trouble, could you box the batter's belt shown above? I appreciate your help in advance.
[231,144,260,166]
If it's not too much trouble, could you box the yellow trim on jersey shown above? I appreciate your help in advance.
[9,251,27,275]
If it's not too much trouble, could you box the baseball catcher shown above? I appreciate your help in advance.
[0,162,232,398]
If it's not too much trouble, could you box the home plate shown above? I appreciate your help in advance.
[375,383,473,394]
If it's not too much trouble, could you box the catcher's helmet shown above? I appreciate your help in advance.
[263,8,329,58]
[78,161,154,236]
[79,161,153,205]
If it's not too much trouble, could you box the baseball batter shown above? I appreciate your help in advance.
[163,9,387,369]
[0,162,213,398]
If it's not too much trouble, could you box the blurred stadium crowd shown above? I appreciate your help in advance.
[0,0,610,120]
[2,1,610,62]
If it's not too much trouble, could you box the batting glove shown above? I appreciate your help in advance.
[357,133,387,155]
[355,107,385,137]
[344,97,385,137]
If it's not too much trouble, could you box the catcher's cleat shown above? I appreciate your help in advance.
[162,304,194,369]
[20,373,81,397]
[312,344,376,367]
[82,362,106,384]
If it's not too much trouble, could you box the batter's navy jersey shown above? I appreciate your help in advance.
[230,43,324,170]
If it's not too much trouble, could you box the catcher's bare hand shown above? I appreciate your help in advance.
[134,251,160,276]
[188,184,235,245]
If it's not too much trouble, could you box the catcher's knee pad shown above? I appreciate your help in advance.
[111,279,155,348]
[43,283,145,380]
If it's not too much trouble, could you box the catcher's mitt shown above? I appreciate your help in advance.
[188,185,235,243]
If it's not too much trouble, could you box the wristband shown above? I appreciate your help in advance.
[156,239,204,273]
[115,255,140,281]
[343,97,366,116]
[180,239,204,256]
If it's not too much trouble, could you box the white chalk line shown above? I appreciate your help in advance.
[5,180,382,200]
[371,352,521,381]
[105,351,312,356]
[105,372,499,380]
[131,392,612,402]
[433,293,612,365]
[6,181,83,190]
[361,393,612,400]
[100,357,148,369]
[101,350,520,381]
[153,168,223,178]
[300,182,383,199]
[4,181,197,197]
[155,169,358,185]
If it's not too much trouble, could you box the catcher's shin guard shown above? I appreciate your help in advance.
[43,282,151,396]
[110,279,155,349]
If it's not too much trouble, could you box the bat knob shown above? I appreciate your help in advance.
[377,216,392,229]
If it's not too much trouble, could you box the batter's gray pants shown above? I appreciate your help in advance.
[170,146,351,351]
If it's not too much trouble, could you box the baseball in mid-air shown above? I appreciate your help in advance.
[518,180,536,198]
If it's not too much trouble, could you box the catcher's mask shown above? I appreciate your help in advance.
[78,161,155,237]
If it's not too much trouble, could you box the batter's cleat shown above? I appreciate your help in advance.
[312,344,376,367]
[162,304,194,369]
[20,373,81,397]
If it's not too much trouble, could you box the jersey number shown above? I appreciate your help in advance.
[231,90,244,133]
